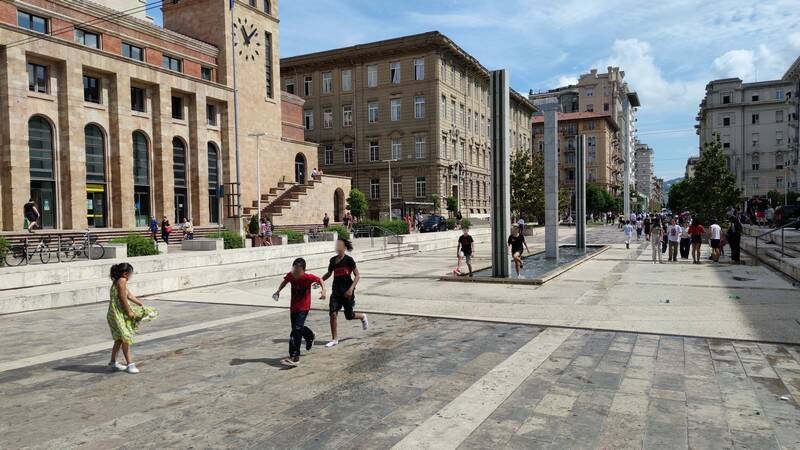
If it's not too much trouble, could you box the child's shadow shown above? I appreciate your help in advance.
[229,357,292,370]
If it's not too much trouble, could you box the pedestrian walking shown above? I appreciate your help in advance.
[623,220,634,249]
[508,225,530,278]
[273,258,326,367]
[688,217,705,264]
[667,218,681,262]
[107,263,158,374]
[456,227,475,277]
[643,216,651,241]
[149,217,159,242]
[727,214,742,263]
[635,218,643,241]
[23,198,41,233]
[160,216,171,244]
[651,218,664,263]
[679,219,690,259]
[320,238,368,348]
[323,212,330,228]
[709,218,722,263]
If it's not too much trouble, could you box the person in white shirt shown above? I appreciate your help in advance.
[667,218,682,262]
[623,220,634,249]
[709,218,722,262]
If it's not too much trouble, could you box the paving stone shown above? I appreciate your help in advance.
[609,393,650,416]
[533,393,578,417]
[729,430,781,450]
[687,426,735,450]
[650,387,687,402]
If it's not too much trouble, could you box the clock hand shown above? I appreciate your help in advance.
[247,28,257,41]
[240,25,250,44]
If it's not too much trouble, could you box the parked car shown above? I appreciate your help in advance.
[419,214,447,232]
[774,204,800,226]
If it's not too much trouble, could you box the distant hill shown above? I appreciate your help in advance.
[662,177,684,204]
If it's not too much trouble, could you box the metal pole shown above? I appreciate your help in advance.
[249,133,266,218]
[231,3,243,237]
[383,159,398,220]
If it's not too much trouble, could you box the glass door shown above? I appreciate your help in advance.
[86,184,106,228]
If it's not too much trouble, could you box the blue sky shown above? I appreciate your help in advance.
[152,1,800,181]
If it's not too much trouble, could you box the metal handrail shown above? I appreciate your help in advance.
[754,217,800,261]
[350,224,401,250]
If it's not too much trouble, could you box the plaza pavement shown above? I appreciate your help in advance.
[1,226,799,449]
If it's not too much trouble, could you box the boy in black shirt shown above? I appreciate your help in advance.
[456,227,475,277]
[507,225,529,278]
[321,238,368,348]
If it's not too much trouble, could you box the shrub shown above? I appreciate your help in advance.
[247,215,260,236]
[446,219,457,230]
[460,218,472,229]
[207,231,244,249]
[0,236,8,266]
[360,219,409,236]
[323,225,349,240]
[276,230,305,244]
[346,188,368,219]
[110,234,159,257]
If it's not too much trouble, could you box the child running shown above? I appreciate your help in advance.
[273,258,326,366]
[321,237,368,348]
[456,227,475,277]
[107,263,158,374]
[507,224,529,278]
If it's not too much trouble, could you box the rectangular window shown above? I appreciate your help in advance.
[459,104,465,127]
[416,177,426,198]
[603,102,609,111]
[162,55,182,72]
[367,65,378,87]
[264,32,273,98]
[450,100,456,123]
[391,138,402,160]
[776,110,784,123]
[342,104,353,127]
[323,108,333,129]
[390,62,400,84]
[27,63,47,93]
[392,177,402,199]
[775,90,785,100]
[206,103,217,126]
[723,116,731,126]
[122,42,144,61]
[442,136,449,159]
[752,94,759,102]
[414,58,425,80]
[17,11,48,33]
[303,76,312,96]
[390,99,401,121]
[441,96,447,118]
[777,176,784,187]
[324,145,333,166]
[130,86,146,112]
[343,143,353,164]
[414,96,425,119]
[370,178,380,199]
[586,88,593,97]
[450,66,455,85]
[415,135,426,159]
[322,71,332,94]
[201,67,213,81]
[586,104,594,112]
[303,110,314,130]
[368,101,379,123]
[776,131,784,146]
[171,96,183,119]
[285,80,295,95]
[752,177,759,190]
[752,113,759,124]
[75,29,100,48]
[467,109,472,130]
[83,75,101,103]
[722,93,731,104]
[369,141,380,161]
[474,112,479,133]
[341,69,352,91]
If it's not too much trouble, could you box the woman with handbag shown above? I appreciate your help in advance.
[160,216,171,244]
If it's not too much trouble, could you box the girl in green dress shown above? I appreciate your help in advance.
[107,263,157,374]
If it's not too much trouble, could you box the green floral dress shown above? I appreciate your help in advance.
[107,284,158,344]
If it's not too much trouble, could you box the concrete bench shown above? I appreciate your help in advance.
[181,238,224,251]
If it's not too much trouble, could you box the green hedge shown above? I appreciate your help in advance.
[0,236,8,266]
[110,235,159,257]
[323,225,349,240]
[460,218,472,229]
[276,230,305,244]
[359,219,410,236]
[446,219,457,230]
[207,231,244,249]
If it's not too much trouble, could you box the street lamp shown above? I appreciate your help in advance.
[248,132,266,218]
[383,158,399,220]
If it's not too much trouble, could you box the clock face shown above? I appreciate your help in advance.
[234,16,261,62]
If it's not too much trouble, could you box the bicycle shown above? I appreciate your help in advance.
[4,237,52,266]
[60,230,105,261]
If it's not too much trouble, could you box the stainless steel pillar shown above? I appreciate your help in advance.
[576,135,586,249]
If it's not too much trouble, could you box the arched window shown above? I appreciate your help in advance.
[294,153,306,184]
[133,131,149,186]
[85,124,105,183]
[208,142,220,223]
[28,116,56,228]
[172,137,189,222]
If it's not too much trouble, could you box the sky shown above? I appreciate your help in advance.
[152,1,800,181]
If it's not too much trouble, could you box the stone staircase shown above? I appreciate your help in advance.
[740,224,800,281]
[242,180,321,220]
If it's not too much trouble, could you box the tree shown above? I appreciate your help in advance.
[346,188,367,219]
[510,149,544,223]
[687,136,741,220]
[586,183,606,214]
[431,194,441,214]
[667,178,691,212]
[446,196,459,213]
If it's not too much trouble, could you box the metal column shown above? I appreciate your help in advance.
[542,101,561,260]
[576,135,586,249]
[490,70,510,278]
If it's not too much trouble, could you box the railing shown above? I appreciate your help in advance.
[1,230,104,267]
[754,218,800,261]
[350,224,401,251]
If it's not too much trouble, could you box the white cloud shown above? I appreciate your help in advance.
[790,32,800,50]
[557,75,578,86]
[711,45,788,82]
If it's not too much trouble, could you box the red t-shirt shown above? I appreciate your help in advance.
[283,272,321,312]
[688,225,705,236]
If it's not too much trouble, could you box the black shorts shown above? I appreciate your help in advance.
[690,235,701,244]
[330,292,356,320]
[25,214,37,222]
[710,239,720,249]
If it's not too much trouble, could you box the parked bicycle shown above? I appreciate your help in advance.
[4,237,53,266]
[60,230,105,261]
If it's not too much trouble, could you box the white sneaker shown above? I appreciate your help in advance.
[361,314,369,331]
[517,274,525,279]
[125,363,140,374]
[325,340,339,348]
[108,361,126,371]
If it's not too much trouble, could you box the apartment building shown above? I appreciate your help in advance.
[696,75,796,197]
[532,112,621,194]
[280,31,534,219]
[634,141,654,200]
[0,0,348,232]
[685,156,700,179]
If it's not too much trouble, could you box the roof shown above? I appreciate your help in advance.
[532,112,619,131]
[510,89,536,113]
[783,56,800,81]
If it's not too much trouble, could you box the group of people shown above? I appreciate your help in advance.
[622,211,742,265]
[149,216,194,244]
[107,236,370,371]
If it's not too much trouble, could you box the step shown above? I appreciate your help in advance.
[741,237,800,282]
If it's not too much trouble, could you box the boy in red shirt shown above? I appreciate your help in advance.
[273,258,326,366]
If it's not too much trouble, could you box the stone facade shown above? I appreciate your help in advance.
[280,32,533,219]
[696,75,797,197]
[634,141,653,200]
[0,0,347,231]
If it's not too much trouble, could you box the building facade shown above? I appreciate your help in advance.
[280,32,533,220]
[532,112,620,193]
[696,76,795,197]
[0,0,347,232]
[634,141,653,200]
[685,156,699,179]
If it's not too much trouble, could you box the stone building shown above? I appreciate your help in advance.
[532,112,621,194]
[685,156,699,179]
[280,31,534,220]
[0,0,348,232]
[696,75,795,197]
